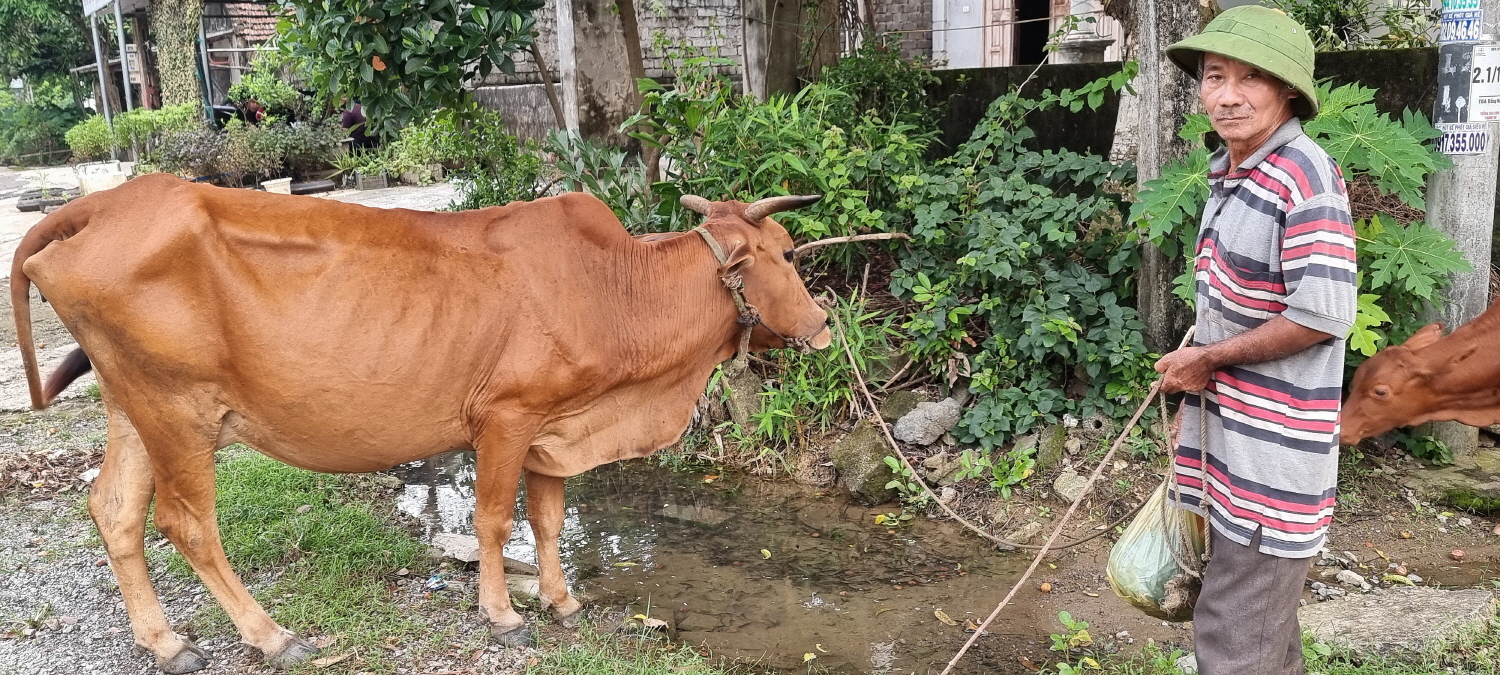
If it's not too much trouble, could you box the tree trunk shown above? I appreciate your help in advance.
[150,0,203,108]
[1134,0,1207,353]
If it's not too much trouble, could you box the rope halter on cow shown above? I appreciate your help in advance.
[681,194,824,374]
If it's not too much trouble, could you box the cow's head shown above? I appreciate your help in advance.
[1341,322,1476,445]
[681,194,832,351]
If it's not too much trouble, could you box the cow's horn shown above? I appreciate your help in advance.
[680,194,713,215]
[743,195,823,223]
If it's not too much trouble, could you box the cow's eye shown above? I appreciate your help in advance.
[1373,386,1390,398]
[783,249,795,263]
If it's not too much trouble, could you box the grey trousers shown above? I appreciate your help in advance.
[1193,526,1313,675]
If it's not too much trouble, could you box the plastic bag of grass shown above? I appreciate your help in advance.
[1106,480,1207,622]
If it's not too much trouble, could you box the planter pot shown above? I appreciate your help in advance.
[291,179,338,195]
[355,172,388,190]
[74,161,130,195]
[261,177,293,194]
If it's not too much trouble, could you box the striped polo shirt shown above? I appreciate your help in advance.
[1171,118,1357,559]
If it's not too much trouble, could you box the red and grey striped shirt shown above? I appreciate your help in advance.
[1172,118,1357,559]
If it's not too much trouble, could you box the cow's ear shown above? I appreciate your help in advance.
[1401,323,1445,352]
[719,238,753,274]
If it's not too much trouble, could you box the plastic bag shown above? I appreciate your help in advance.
[1106,480,1207,622]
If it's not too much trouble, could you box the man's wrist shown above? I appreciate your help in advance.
[1199,343,1231,372]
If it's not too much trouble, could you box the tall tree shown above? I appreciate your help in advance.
[0,0,90,83]
[151,0,204,107]
[1135,0,1214,353]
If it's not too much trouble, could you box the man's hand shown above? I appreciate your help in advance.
[1155,346,1219,394]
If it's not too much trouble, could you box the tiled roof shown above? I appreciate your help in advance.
[226,3,280,43]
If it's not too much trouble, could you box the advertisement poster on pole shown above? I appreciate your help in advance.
[1436,42,1492,154]
[1441,0,1483,43]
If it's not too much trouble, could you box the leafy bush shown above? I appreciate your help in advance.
[1266,0,1439,50]
[817,37,941,129]
[0,96,81,164]
[275,0,543,137]
[544,130,659,230]
[154,128,229,179]
[226,55,307,120]
[64,103,202,162]
[111,103,201,154]
[622,51,933,272]
[156,119,344,183]
[64,113,113,161]
[891,66,1149,451]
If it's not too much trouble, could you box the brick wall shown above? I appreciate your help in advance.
[874,0,932,60]
[479,0,744,87]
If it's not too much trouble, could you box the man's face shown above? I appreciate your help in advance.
[1200,53,1297,145]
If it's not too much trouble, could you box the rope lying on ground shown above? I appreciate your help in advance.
[827,307,1194,674]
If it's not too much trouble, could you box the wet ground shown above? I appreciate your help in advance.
[392,452,1188,674]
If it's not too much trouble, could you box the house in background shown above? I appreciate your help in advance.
[878,0,1121,67]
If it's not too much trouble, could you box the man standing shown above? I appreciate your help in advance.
[1153,7,1357,674]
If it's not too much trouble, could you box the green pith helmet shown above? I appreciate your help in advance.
[1165,5,1318,118]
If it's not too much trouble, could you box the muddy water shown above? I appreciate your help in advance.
[391,452,1099,674]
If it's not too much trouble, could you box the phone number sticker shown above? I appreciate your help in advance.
[1437,122,1492,154]
[1442,9,1484,43]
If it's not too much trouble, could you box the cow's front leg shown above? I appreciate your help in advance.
[473,432,531,646]
[524,470,582,624]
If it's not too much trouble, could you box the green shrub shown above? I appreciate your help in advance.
[112,103,201,155]
[0,99,81,164]
[817,36,941,129]
[64,114,113,161]
[891,66,1149,452]
[280,119,346,179]
[154,128,228,178]
[226,59,306,120]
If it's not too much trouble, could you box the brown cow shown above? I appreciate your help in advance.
[12,174,831,673]
[1340,305,1499,445]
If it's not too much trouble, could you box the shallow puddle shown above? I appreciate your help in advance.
[391,452,1079,673]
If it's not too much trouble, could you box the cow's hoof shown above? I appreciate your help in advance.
[557,611,582,629]
[264,637,320,670]
[491,624,531,648]
[157,641,209,674]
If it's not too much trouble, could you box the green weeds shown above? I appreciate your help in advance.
[175,448,434,673]
[528,626,736,675]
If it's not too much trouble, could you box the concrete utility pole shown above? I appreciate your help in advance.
[1134,0,1204,353]
[1424,0,1500,462]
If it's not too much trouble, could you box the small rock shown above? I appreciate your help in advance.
[1004,521,1045,544]
[295,504,313,514]
[937,486,958,504]
[1335,569,1371,590]
[1407,574,1423,584]
[1451,549,1466,562]
[831,421,899,505]
[940,432,957,446]
[42,618,59,631]
[1393,565,1408,576]
[1035,425,1066,471]
[878,390,931,422]
[79,468,100,484]
[1310,581,1326,591]
[892,399,963,445]
[1400,530,1413,539]
[60,616,77,625]
[396,568,409,576]
[1052,470,1089,504]
[432,533,481,563]
[656,504,732,527]
[1459,517,1473,527]
[1176,653,1198,674]
[1039,582,1052,593]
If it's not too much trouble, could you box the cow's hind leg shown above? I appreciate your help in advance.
[90,407,208,673]
[524,470,582,625]
[135,413,319,669]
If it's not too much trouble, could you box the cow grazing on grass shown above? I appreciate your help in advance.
[1340,303,1500,446]
[12,174,831,673]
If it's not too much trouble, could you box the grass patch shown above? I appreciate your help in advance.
[173,447,439,674]
[530,628,737,675]
[1078,626,1500,675]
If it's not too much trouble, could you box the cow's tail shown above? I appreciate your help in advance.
[13,197,96,410]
